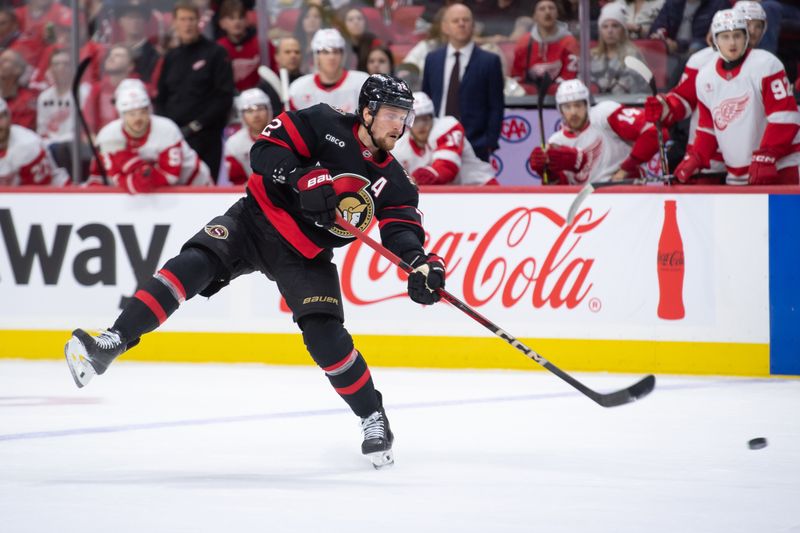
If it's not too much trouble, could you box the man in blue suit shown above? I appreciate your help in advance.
[422,3,505,162]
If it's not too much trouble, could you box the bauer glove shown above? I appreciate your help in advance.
[407,253,446,305]
[290,167,338,228]
[644,95,667,124]
[546,145,585,173]
[528,146,548,176]
[674,152,705,184]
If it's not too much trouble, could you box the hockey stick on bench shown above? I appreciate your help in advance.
[565,176,673,225]
[624,56,670,178]
[335,213,656,408]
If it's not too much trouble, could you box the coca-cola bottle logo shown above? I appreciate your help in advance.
[340,206,608,310]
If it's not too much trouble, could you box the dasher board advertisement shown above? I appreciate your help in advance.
[0,191,776,375]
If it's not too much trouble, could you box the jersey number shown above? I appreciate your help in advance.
[770,77,791,101]
[261,118,282,137]
[167,147,181,168]
[617,108,641,125]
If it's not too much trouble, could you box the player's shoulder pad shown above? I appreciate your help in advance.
[150,115,183,143]
[686,46,716,69]
[747,49,786,77]
[9,125,44,161]
[590,100,622,126]
[297,103,357,130]
[433,115,463,135]
[386,157,420,191]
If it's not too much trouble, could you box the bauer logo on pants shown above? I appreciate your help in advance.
[205,225,229,240]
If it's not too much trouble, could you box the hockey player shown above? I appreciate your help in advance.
[528,79,666,184]
[287,28,369,113]
[0,97,68,186]
[64,74,446,469]
[90,79,213,192]
[643,1,769,179]
[392,91,497,186]
[224,88,272,185]
[673,9,800,185]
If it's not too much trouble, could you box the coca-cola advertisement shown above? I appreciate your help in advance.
[0,192,769,352]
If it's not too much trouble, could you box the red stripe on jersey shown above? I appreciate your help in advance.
[380,205,416,211]
[334,368,371,395]
[134,289,167,324]
[246,175,323,259]
[378,217,423,229]
[185,156,201,186]
[279,112,311,158]
[158,269,186,301]
[257,135,293,151]
[322,349,357,374]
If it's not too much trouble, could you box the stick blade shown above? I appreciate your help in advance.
[596,374,656,408]
[566,181,596,225]
[624,56,653,83]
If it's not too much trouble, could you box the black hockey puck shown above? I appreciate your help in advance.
[748,437,767,450]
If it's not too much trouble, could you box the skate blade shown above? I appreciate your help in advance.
[64,336,96,389]
[367,449,394,470]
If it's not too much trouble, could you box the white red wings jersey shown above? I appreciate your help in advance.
[547,101,654,184]
[93,115,213,190]
[695,49,800,184]
[36,84,89,144]
[288,70,369,113]
[223,126,257,185]
[0,125,69,186]
[392,116,495,185]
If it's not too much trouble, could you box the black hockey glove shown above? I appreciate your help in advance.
[407,253,446,305]
[290,167,338,229]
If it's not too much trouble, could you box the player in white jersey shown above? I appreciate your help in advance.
[392,92,497,186]
[644,1,768,179]
[288,28,369,113]
[529,79,665,184]
[0,97,68,186]
[674,9,800,185]
[91,79,213,193]
[224,88,272,185]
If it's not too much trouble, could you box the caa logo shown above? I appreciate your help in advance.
[325,133,345,147]
[500,115,531,143]
[490,154,503,176]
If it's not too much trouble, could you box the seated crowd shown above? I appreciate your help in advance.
[0,0,797,188]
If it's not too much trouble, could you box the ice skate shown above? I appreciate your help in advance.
[361,392,394,469]
[64,329,135,388]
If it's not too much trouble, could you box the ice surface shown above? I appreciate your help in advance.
[1,360,798,533]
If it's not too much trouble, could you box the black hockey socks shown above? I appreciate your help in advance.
[112,247,217,342]
[299,314,379,418]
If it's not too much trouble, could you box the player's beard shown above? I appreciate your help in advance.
[376,134,398,152]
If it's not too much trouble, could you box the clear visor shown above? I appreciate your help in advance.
[371,102,415,127]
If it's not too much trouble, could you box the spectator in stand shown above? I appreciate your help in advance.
[12,0,71,69]
[0,49,37,131]
[288,28,368,113]
[217,0,261,92]
[224,88,271,185]
[472,0,535,44]
[341,7,381,73]
[511,0,579,94]
[402,7,446,78]
[154,0,234,182]
[293,4,329,74]
[0,8,24,55]
[116,0,162,87]
[613,0,665,40]
[760,0,800,55]
[393,91,498,186]
[422,3,504,162]
[0,97,68,186]
[649,0,729,85]
[365,45,394,76]
[36,48,89,171]
[276,36,304,83]
[590,3,649,94]
[84,44,135,135]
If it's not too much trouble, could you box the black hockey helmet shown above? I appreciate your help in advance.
[358,74,415,127]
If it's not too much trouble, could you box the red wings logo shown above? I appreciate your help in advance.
[712,94,749,131]
[575,138,603,183]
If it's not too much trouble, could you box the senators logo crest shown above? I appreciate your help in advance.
[330,173,374,238]
[712,94,749,131]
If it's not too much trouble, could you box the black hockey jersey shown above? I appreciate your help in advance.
[248,103,426,262]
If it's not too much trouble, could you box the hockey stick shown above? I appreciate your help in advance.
[72,56,108,185]
[335,213,656,408]
[624,56,669,178]
[258,65,287,105]
[535,73,553,184]
[565,175,674,225]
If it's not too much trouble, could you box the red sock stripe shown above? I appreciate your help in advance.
[134,289,167,324]
[322,348,357,376]
[334,368,371,395]
[158,268,186,302]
